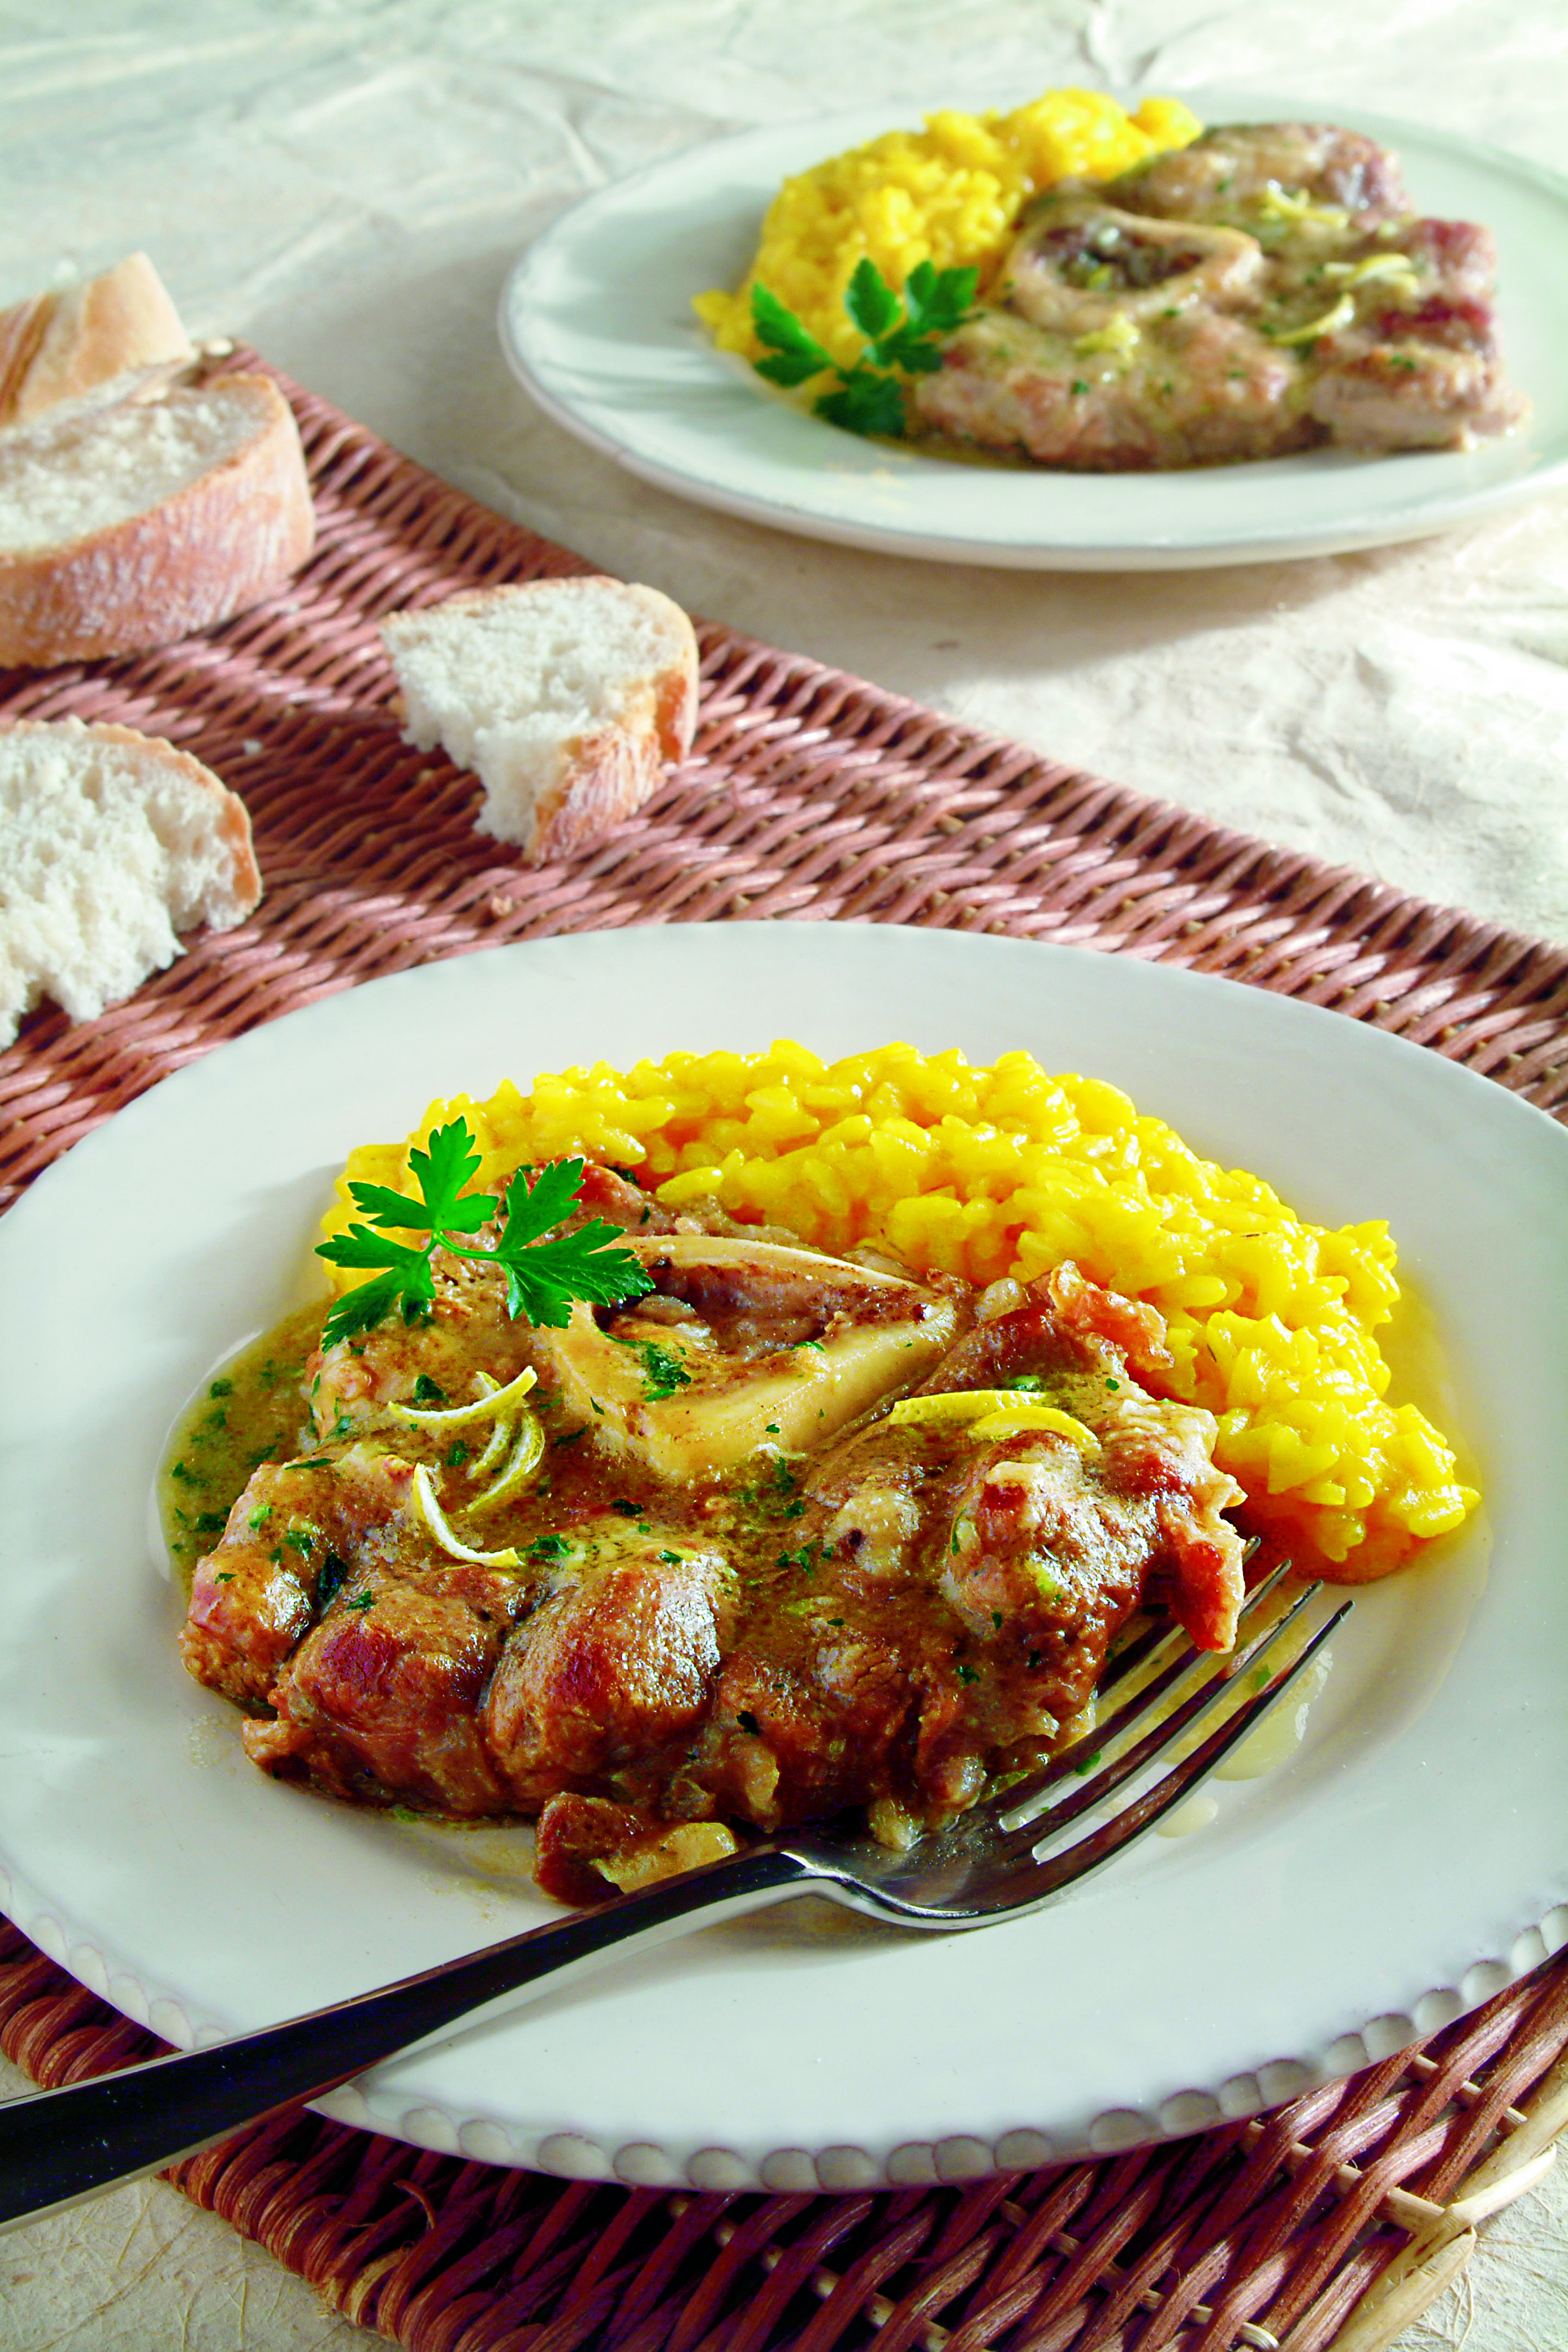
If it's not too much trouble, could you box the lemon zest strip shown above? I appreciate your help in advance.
[888,1391,1100,1450]
[1270,293,1357,345]
[1258,183,1350,228]
[467,1380,514,1477]
[411,1463,522,1567]
[1074,314,1141,361]
[1322,253,1419,291]
[393,1366,537,1429]
[468,1413,547,1512]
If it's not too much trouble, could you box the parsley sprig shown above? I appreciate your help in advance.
[751,257,978,438]
[316,1118,652,1347]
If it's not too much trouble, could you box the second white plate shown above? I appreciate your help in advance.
[500,93,1568,569]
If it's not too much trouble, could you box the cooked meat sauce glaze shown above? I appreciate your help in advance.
[179,1166,1248,1905]
[915,122,1526,467]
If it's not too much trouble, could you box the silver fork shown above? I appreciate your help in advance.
[0,1565,1345,2230]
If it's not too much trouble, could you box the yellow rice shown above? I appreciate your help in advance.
[694,90,1202,372]
[322,1041,1478,1583]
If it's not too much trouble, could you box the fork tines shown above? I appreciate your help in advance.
[973,1568,1351,1911]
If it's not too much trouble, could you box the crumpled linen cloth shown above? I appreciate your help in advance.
[2,3,1566,2347]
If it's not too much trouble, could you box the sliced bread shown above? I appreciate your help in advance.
[0,372,315,667]
[379,577,699,861]
[0,718,262,1047]
[0,253,193,428]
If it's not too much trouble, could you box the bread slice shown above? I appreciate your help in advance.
[0,719,262,1047]
[0,372,314,667]
[0,253,193,428]
[379,578,699,861]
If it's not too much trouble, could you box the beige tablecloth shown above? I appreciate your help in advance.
[2,3,1566,2345]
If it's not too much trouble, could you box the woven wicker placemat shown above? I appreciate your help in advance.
[3,350,1567,2351]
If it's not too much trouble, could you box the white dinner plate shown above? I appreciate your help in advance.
[2,923,1566,2189]
[499,93,1568,570]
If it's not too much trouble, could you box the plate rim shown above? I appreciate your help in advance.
[4,920,1567,2185]
[499,93,1568,571]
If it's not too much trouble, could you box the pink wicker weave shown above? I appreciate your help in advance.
[3,350,1566,2351]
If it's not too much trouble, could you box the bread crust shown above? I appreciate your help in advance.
[0,254,192,428]
[382,576,699,863]
[0,716,263,919]
[0,374,315,668]
[0,295,51,425]
[519,714,664,862]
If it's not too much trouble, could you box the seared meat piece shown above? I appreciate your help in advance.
[1116,122,1410,226]
[931,1269,1245,1653]
[691,1630,936,1832]
[532,1793,738,1905]
[916,121,1525,465]
[918,303,1305,469]
[189,1438,530,1811]
[809,1269,1245,1729]
[181,1443,421,1706]
[1304,223,1525,449]
[249,1569,515,1814]
[565,1162,679,1236]
[1043,1260,1174,1385]
[532,1792,652,1904]
[1400,217,1504,307]
[485,1522,727,1801]
[1309,330,1524,449]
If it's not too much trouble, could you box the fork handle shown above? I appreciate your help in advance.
[0,1843,812,2233]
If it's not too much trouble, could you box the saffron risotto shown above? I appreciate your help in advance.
[322,1042,1478,1585]
[694,89,1202,372]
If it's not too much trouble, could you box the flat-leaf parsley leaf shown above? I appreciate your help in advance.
[316,1116,652,1347]
[749,257,978,440]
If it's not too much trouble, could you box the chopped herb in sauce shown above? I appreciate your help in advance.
[317,1551,350,1607]
[631,1341,692,1401]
